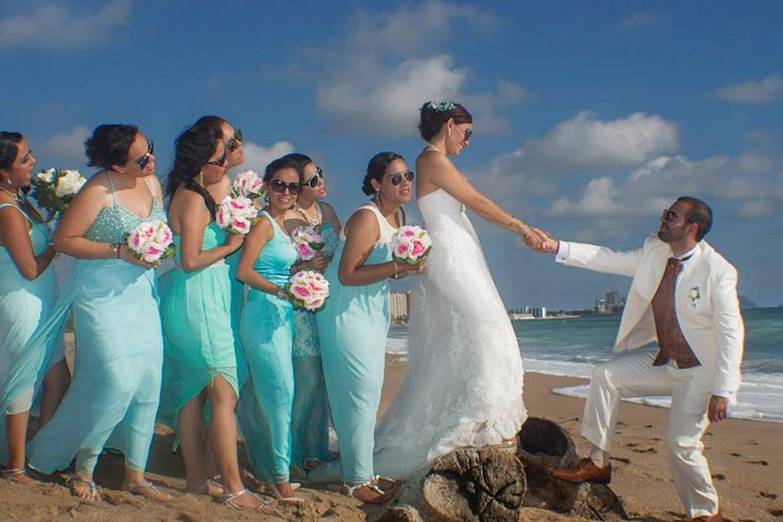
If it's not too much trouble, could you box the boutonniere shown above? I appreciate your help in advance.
[686,287,701,307]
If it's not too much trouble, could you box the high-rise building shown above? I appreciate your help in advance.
[390,291,413,323]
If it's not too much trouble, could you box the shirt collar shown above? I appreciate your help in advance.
[672,244,699,262]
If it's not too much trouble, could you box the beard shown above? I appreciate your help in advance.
[658,224,685,243]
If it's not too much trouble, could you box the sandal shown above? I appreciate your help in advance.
[1,466,37,484]
[332,481,389,505]
[67,473,101,503]
[219,488,276,510]
[270,483,305,504]
[124,479,173,501]
[373,475,401,495]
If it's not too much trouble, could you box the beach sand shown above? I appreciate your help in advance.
[1,353,781,521]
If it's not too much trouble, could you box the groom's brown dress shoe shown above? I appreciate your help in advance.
[692,513,723,522]
[551,458,611,484]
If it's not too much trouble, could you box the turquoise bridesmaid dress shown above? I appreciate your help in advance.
[311,204,395,485]
[0,203,60,465]
[226,250,249,390]
[157,222,238,430]
[23,173,165,475]
[290,222,338,469]
[235,211,298,484]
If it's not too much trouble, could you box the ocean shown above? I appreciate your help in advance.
[385,307,783,423]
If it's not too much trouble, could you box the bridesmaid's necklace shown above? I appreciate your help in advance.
[294,201,322,226]
[0,185,25,203]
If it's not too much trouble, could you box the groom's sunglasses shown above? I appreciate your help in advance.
[387,170,415,186]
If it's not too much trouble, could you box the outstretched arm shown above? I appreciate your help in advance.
[530,227,643,277]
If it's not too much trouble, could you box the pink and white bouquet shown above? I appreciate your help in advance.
[291,225,325,261]
[391,225,432,265]
[216,195,259,235]
[30,168,87,221]
[286,270,330,312]
[126,220,176,263]
[232,170,265,200]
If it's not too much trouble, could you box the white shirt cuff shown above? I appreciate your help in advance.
[555,241,570,263]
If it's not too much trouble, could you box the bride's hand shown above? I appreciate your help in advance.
[525,227,559,253]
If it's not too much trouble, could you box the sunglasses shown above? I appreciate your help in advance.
[661,209,678,223]
[135,140,154,170]
[463,128,472,141]
[386,170,415,186]
[226,128,243,152]
[303,166,324,188]
[206,148,228,167]
[269,178,300,194]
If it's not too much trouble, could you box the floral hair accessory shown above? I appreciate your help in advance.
[426,100,456,112]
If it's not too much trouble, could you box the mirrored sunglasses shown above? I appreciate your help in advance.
[136,140,154,170]
[387,170,415,186]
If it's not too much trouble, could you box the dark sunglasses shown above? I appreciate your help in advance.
[226,128,243,152]
[304,166,324,188]
[206,149,228,167]
[661,209,678,222]
[269,178,301,194]
[136,140,154,170]
[387,170,415,186]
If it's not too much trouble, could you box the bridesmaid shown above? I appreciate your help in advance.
[235,156,303,502]
[0,132,69,482]
[309,152,424,503]
[26,125,168,502]
[283,153,341,475]
[158,124,270,510]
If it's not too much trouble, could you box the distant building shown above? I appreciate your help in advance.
[595,290,626,314]
[390,291,413,323]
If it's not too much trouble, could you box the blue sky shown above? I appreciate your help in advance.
[2,0,781,308]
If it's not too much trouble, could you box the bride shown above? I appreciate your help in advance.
[374,101,540,479]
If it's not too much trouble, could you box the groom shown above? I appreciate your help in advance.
[534,197,743,522]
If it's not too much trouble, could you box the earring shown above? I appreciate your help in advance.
[199,171,204,185]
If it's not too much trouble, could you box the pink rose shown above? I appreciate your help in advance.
[292,284,311,298]
[297,243,315,260]
[411,239,425,257]
[394,243,410,257]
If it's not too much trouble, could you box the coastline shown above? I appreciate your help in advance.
[0,353,780,521]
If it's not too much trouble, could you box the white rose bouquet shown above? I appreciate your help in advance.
[30,168,87,221]
[216,195,259,235]
[291,225,325,261]
[286,270,330,312]
[126,220,176,263]
[391,225,432,265]
[232,170,265,200]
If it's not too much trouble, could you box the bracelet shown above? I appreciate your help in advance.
[392,260,399,280]
[111,243,120,259]
[276,288,288,300]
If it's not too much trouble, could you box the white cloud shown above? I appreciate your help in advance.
[619,11,665,30]
[235,140,295,179]
[512,111,680,172]
[303,1,529,137]
[42,125,90,164]
[0,1,130,49]
[712,75,783,105]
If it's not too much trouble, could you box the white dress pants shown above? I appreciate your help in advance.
[581,350,719,518]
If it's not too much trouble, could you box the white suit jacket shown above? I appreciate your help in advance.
[557,235,744,403]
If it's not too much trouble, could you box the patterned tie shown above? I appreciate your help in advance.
[650,257,701,368]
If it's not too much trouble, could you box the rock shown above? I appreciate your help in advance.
[422,447,527,521]
[517,417,578,472]
[378,504,425,522]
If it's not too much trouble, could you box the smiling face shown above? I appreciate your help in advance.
[445,120,472,156]
[121,133,155,177]
[372,158,413,205]
[265,167,300,211]
[0,137,36,189]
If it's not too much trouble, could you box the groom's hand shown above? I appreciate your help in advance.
[526,227,559,254]
[708,395,729,423]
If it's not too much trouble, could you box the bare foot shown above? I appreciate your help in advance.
[1,467,36,485]
[221,489,276,510]
[186,480,222,497]
[124,480,173,501]
[273,482,305,504]
[68,474,101,503]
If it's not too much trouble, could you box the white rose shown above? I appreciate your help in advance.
[55,170,86,197]
[37,168,56,184]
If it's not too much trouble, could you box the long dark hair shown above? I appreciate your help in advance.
[166,124,222,219]
[0,131,23,170]
[362,151,404,196]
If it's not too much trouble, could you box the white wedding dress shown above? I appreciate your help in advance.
[373,187,527,479]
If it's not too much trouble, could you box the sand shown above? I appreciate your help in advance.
[1,354,781,521]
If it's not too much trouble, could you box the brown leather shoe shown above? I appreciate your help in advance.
[551,458,611,484]
[692,513,723,522]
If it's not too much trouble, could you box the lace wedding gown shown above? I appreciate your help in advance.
[373,188,526,479]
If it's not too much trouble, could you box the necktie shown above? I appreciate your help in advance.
[651,257,700,368]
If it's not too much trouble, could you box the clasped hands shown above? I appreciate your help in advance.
[519,226,559,254]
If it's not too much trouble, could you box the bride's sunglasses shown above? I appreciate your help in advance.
[269,178,301,194]
[387,170,415,186]
[304,166,324,188]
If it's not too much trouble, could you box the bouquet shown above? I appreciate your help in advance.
[232,170,265,200]
[126,220,176,263]
[286,270,330,311]
[291,225,325,261]
[30,168,87,221]
[216,195,259,235]
[391,225,432,265]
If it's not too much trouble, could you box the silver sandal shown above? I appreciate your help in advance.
[219,488,276,510]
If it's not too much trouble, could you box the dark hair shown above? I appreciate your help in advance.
[362,151,404,196]
[283,153,313,172]
[84,124,139,169]
[193,115,228,136]
[0,131,24,170]
[264,155,304,183]
[676,196,713,241]
[166,124,223,219]
[418,101,472,142]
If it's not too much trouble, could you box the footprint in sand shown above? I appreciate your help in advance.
[610,457,631,465]
[760,492,778,500]
[631,448,657,454]
[711,473,726,481]
[644,424,654,428]
[749,460,769,466]
[730,452,742,457]
[768,508,783,516]
[625,442,639,448]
